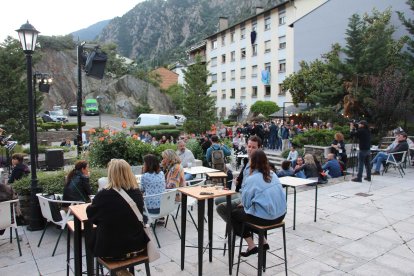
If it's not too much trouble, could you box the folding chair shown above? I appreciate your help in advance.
[382,151,407,178]
[0,199,22,256]
[36,193,84,256]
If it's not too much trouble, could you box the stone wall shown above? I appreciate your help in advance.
[304,145,331,163]
[37,131,77,145]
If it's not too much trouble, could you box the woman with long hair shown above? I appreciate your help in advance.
[331,132,348,165]
[231,150,286,257]
[86,159,149,261]
[141,154,165,214]
[161,149,185,189]
[294,154,319,179]
[63,160,92,202]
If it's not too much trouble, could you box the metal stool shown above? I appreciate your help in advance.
[234,221,287,276]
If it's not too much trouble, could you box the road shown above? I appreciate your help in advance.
[67,113,136,130]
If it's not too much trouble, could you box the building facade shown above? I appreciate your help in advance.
[203,0,326,119]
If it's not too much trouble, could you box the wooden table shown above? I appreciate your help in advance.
[69,203,93,276]
[206,171,228,187]
[178,185,236,276]
[278,176,318,230]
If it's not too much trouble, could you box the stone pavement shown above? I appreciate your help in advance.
[1,166,414,275]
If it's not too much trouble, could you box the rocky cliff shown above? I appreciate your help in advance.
[36,48,175,118]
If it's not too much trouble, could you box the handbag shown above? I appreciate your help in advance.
[114,188,160,262]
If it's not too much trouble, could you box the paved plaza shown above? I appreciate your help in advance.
[1,166,414,276]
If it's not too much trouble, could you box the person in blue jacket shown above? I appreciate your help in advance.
[231,149,286,257]
[205,135,231,163]
[322,153,342,178]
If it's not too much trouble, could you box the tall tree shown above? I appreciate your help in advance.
[182,55,216,135]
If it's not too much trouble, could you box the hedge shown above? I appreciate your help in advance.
[131,125,177,132]
[23,145,72,154]
[149,129,181,140]
[39,122,86,131]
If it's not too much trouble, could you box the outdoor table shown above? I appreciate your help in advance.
[235,154,248,170]
[69,203,93,276]
[184,166,219,179]
[278,176,318,230]
[178,185,235,276]
[205,171,228,186]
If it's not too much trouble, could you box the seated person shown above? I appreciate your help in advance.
[141,154,165,215]
[371,132,409,175]
[161,149,185,189]
[286,146,298,167]
[60,138,72,147]
[331,132,348,165]
[8,153,30,184]
[293,156,306,178]
[0,184,19,235]
[176,140,195,181]
[63,160,92,203]
[277,160,294,178]
[206,135,233,189]
[322,153,342,178]
[294,154,319,179]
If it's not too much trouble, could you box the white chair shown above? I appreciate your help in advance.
[143,189,180,248]
[36,193,84,256]
[0,199,21,256]
[382,151,407,178]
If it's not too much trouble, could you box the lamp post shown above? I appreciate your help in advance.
[16,21,43,231]
[96,95,103,129]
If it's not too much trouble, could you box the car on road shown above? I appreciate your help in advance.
[42,110,68,123]
[84,99,99,115]
[68,105,78,116]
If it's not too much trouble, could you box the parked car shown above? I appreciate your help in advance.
[68,105,78,116]
[42,110,68,123]
[174,114,186,126]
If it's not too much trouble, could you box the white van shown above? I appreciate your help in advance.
[134,114,177,126]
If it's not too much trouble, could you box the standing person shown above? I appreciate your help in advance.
[205,135,232,168]
[86,159,149,261]
[63,160,92,203]
[161,149,186,189]
[281,124,290,151]
[7,153,30,184]
[206,135,233,188]
[269,121,278,150]
[231,150,286,256]
[350,120,371,182]
[331,132,348,165]
[141,154,166,215]
[176,140,196,181]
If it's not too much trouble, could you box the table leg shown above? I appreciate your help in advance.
[84,221,94,276]
[180,194,187,270]
[73,217,82,276]
[226,195,232,275]
[314,183,318,222]
[293,187,297,230]
[198,199,205,276]
[208,198,213,262]
[284,186,288,202]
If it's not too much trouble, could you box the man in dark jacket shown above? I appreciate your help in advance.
[8,153,29,184]
[350,120,371,182]
[371,132,409,175]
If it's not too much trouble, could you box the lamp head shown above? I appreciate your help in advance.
[16,21,39,53]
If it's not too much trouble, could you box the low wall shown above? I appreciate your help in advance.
[304,145,331,162]
[37,131,77,145]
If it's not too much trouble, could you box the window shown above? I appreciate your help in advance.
[279,59,286,73]
[265,62,271,73]
[265,40,271,53]
[251,65,258,77]
[264,17,271,30]
[211,74,217,83]
[221,107,226,117]
[221,35,226,46]
[231,51,236,62]
[241,87,246,100]
[212,39,218,50]
[211,90,217,94]
[279,11,286,25]
[252,86,258,98]
[240,68,246,79]
[252,44,258,56]
[211,57,217,67]
[230,89,236,99]
[252,21,257,31]
[221,90,226,99]
[240,27,246,40]
[221,54,226,64]
[279,36,286,49]
[265,85,271,97]
[231,31,235,43]
[221,72,226,81]
[241,48,246,59]
[231,70,235,80]
[278,84,286,95]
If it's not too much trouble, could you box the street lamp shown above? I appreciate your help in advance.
[96,95,103,129]
[16,21,43,231]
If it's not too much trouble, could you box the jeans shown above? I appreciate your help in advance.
[372,152,395,172]
[215,194,241,223]
[357,150,371,180]
[184,172,194,181]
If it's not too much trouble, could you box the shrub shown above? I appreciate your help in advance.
[39,122,86,131]
[131,125,176,132]
[292,127,352,148]
[186,139,204,161]
[23,145,72,154]
[12,168,107,196]
[149,129,181,140]
[61,122,86,130]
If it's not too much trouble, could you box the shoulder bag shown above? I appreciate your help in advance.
[114,188,160,262]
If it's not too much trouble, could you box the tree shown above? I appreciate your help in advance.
[182,55,216,135]
[101,43,133,77]
[229,102,247,122]
[250,101,280,118]
[0,37,40,143]
[166,83,185,113]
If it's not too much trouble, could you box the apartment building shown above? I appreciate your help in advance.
[203,0,325,119]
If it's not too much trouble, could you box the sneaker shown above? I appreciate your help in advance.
[351,178,362,182]
[364,177,371,181]
[372,171,380,176]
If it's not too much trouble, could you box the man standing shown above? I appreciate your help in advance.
[371,132,409,175]
[350,120,371,182]
[269,121,278,150]
[176,140,196,181]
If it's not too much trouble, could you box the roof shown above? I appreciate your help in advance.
[204,0,290,40]
[269,103,314,117]
[288,0,330,27]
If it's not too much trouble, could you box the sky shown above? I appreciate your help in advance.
[0,0,144,42]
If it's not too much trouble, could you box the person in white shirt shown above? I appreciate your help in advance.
[286,146,298,167]
[176,140,195,181]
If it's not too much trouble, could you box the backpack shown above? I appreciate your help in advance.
[211,147,226,172]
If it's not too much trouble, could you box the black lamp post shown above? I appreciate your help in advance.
[16,21,43,231]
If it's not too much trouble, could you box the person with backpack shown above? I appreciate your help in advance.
[205,135,232,188]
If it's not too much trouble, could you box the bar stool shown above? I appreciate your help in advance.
[234,221,287,276]
[96,254,151,276]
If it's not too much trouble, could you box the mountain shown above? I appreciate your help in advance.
[71,20,111,41]
[96,0,282,68]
